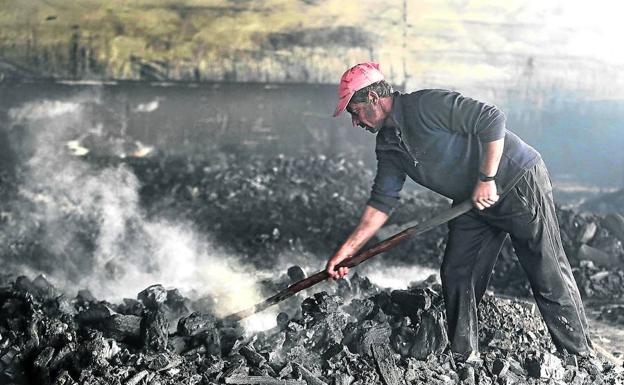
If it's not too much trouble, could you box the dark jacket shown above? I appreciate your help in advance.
[368,89,541,214]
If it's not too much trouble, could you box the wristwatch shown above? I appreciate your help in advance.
[478,172,496,182]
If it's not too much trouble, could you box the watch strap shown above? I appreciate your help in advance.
[478,172,496,182]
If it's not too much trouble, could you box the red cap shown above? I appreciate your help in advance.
[333,62,385,117]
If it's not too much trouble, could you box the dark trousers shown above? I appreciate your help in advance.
[441,159,592,355]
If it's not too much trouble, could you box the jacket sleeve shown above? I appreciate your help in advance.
[417,89,506,143]
[367,151,407,215]
[475,101,506,142]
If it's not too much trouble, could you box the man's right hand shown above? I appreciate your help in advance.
[325,205,389,280]
[326,253,350,280]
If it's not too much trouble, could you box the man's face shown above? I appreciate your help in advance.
[346,94,386,134]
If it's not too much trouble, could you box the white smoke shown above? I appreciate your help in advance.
[134,99,160,113]
[8,100,81,121]
[362,263,438,290]
[5,94,265,318]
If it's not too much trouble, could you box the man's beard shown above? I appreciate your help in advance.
[364,119,382,134]
[365,125,380,134]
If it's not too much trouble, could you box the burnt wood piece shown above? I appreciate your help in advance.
[225,376,306,385]
[140,309,169,352]
[239,345,266,368]
[372,344,403,385]
[292,363,327,385]
[125,370,149,385]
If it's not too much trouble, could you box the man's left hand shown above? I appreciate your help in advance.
[472,180,499,210]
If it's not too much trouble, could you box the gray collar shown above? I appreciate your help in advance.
[387,91,405,131]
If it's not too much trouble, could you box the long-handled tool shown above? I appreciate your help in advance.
[223,200,473,323]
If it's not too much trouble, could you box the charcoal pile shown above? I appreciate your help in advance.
[3,152,624,303]
[1,272,621,385]
[0,153,449,275]
[124,153,450,266]
[598,305,624,326]
[124,154,624,300]
[579,188,624,215]
[557,210,624,300]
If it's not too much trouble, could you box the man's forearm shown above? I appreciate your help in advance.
[335,205,389,259]
[480,138,504,177]
[472,138,504,210]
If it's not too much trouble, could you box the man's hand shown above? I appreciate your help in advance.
[326,252,350,280]
[325,205,389,280]
[475,138,503,210]
[472,180,499,210]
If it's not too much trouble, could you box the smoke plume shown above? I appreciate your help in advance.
[4,93,265,319]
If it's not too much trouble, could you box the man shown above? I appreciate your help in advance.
[325,62,592,361]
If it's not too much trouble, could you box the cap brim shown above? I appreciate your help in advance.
[332,93,352,117]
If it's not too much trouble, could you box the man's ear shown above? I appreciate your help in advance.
[368,91,380,104]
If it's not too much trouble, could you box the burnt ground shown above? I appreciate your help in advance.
[1,153,624,384]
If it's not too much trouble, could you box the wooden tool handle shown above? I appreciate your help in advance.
[223,200,473,322]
